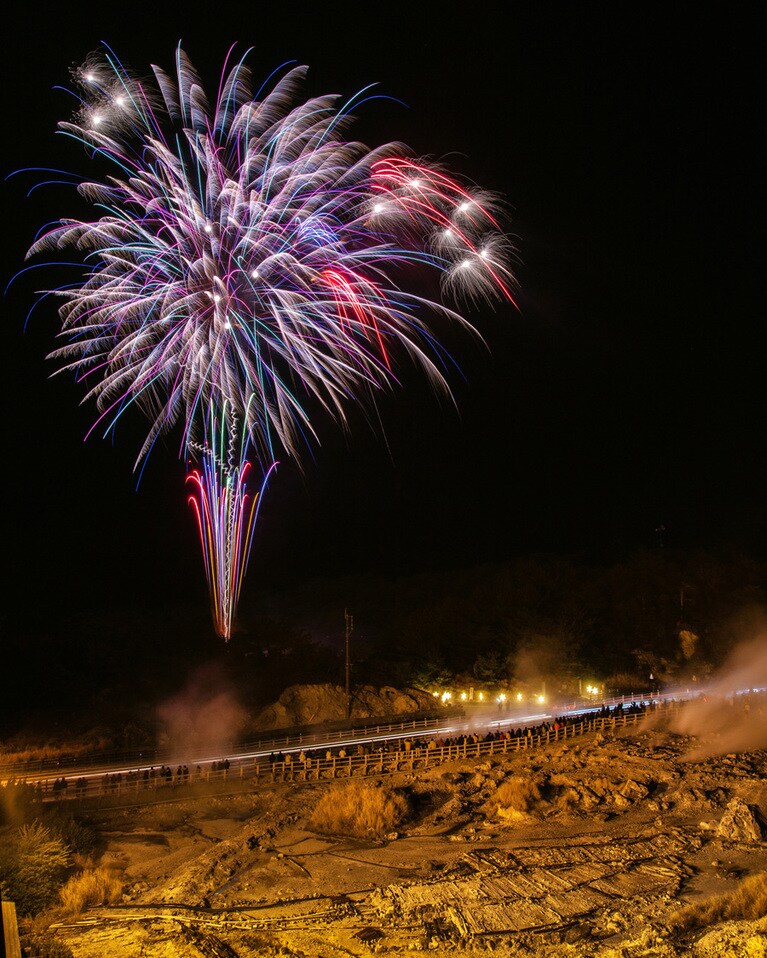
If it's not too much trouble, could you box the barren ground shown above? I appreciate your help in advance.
[50,714,767,956]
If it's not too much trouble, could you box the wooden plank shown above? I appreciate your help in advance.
[1,899,23,958]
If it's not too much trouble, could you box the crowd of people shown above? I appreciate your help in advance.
[264,699,655,770]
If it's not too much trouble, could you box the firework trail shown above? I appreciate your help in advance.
[23,44,517,638]
[186,402,278,639]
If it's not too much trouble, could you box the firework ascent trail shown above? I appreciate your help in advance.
[21,43,517,638]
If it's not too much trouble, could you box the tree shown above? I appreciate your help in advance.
[0,822,71,915]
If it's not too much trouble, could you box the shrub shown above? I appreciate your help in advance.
[309,781,409,839]
[492,776,541,815]
[46,814,98,857]
[669,871,767,931]
[59,867,123,917]
[0,821,71,915]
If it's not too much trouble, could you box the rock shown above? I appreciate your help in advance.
[716,797,764,843]
[590,777,610,797]
[550,773,579,788]
[619,779,650,801]
[694,922,767,956]
[578,786,601,810]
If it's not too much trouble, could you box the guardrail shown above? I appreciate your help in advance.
[2,700,676,805]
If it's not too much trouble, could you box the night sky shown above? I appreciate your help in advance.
[1,3,763,635]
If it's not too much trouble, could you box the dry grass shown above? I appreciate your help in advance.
[309,781,409,839]
[0,731,115,768]
[59,867,123,917]
[668,871,767,931]
[492,776,542,816]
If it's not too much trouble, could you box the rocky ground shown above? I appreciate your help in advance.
[50,711,767,957]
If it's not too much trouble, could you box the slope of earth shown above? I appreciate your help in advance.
[52,715,767,956]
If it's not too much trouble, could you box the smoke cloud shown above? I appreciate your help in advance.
[156,663,247,760]
[668,627,767,760]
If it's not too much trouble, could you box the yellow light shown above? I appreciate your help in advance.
[460,692,467,701]
[478,692,484,702]
[537,694,545,704]
[516,692,523,702]
[497,693,506,703]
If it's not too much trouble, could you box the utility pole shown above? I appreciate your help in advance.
[345,608,353,720]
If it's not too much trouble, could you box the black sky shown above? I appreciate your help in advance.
[1,2,763,632]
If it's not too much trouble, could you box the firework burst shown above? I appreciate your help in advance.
[23,44,517,638]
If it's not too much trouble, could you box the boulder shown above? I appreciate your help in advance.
[716,797,764,844]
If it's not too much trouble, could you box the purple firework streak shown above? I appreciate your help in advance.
[24,44,517,639]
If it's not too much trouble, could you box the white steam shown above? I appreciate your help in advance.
[669,632,767,760]
[156,663,247,759]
